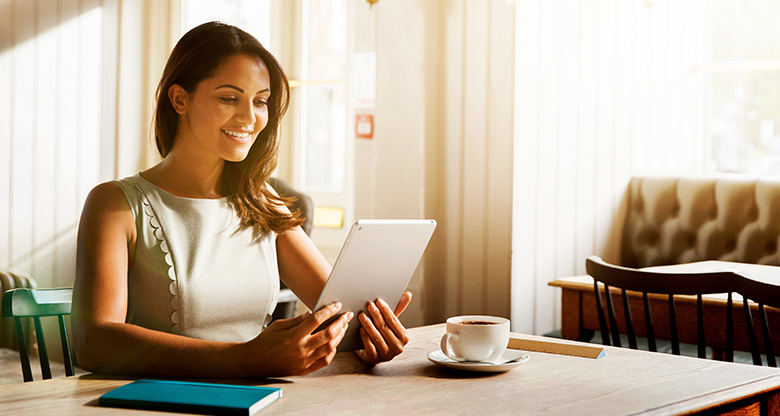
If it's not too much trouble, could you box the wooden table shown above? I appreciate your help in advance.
[548,261,780,355]
[3,324,780,415]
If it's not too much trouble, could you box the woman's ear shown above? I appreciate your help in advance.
[168,84,188,114]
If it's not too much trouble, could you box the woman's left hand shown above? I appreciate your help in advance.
[355,291,413,365]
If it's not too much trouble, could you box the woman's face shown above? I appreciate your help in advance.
[172,53,271,163]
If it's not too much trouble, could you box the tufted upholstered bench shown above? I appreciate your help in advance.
[622,176,780,268]
[549,175,780,357]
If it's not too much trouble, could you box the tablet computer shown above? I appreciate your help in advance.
[313,219,437,351]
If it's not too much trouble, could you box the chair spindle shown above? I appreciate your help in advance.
[621,289,637,349]
[33,317,52,380]
[642,292,657,352]
[593,281,611,346]
[758,304,776,367]
[744,300,762,366]
[58,315,75,376]
[604,284,622,347]
[726,293,734,362]
[669,295,680,355]
[697,294,706,359]
[14,317,33,382]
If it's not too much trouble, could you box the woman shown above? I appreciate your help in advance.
[71,21,411,378]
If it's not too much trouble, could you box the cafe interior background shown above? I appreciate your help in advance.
[1,0,778,340]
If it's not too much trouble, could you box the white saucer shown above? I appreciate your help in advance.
[427,349,530,372]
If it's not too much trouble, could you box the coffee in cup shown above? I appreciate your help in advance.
[440,315,510,363]
[458,320,497,326]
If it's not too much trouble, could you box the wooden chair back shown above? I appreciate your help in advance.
[586,256,742,360]
[738,277,780,367]
[1,287,74,382]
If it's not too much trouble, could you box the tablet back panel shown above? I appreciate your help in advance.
[314,219,436,351]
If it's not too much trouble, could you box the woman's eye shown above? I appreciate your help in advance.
[254,99,268,107]
[219,97,238,104]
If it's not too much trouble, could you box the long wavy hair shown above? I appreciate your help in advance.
[153,21,302,234]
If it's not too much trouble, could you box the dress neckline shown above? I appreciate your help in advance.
[135,172,228,202]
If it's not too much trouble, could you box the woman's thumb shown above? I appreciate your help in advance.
[269,310,311,330]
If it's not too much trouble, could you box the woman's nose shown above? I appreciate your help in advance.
[235,100,256,124]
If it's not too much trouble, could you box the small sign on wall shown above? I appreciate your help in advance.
[356,113,374,139]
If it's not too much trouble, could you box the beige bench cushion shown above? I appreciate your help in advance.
[622,176,780,268]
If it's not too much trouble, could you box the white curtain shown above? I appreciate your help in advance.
[511,0,708,335]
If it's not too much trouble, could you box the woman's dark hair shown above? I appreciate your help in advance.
[154,21,301,234]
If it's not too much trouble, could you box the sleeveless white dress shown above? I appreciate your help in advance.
[113,173,279,342]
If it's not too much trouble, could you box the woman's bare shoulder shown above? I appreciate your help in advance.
[77,181,136,254]
[84,181,130,211]
[80,181,134,231]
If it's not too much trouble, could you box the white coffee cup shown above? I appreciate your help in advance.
[440,315,510,363]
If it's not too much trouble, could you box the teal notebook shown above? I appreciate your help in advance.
[99,379,282,415]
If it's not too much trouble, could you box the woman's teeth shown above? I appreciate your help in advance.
[223,130,251,139]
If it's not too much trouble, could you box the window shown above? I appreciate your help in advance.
[181,0,272,47]
[298,0,348,194]
[708,0,780,174]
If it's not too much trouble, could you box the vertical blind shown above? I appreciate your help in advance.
[0,0,118,288]
[512,0,707,335]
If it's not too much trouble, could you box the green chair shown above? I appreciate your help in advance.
[1,287,75,382]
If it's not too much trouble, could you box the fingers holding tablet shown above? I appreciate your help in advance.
[305,303,353,341]
[372,299,408,345]
[393,291,413,316]
[356,297,410,364]
[243,302,353,376]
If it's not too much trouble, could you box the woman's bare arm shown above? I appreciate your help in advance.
[275,226,332,310]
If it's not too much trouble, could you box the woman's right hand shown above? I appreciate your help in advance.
[240,302,353,377]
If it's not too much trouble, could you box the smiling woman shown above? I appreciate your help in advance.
[148,22,290,229]
[70,22,414,379]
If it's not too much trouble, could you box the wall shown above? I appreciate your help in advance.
[371,0,515,326]
[117,0,180,177]
[0,0,119,289]
[0,0,177,288]
[511,0,708,335]
[0,0,176,361]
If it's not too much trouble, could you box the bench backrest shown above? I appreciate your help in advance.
[621,176,780,268]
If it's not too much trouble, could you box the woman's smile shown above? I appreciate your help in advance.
[222,128,254,144]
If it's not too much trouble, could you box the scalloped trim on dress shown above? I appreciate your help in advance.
[134,182,180,334]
